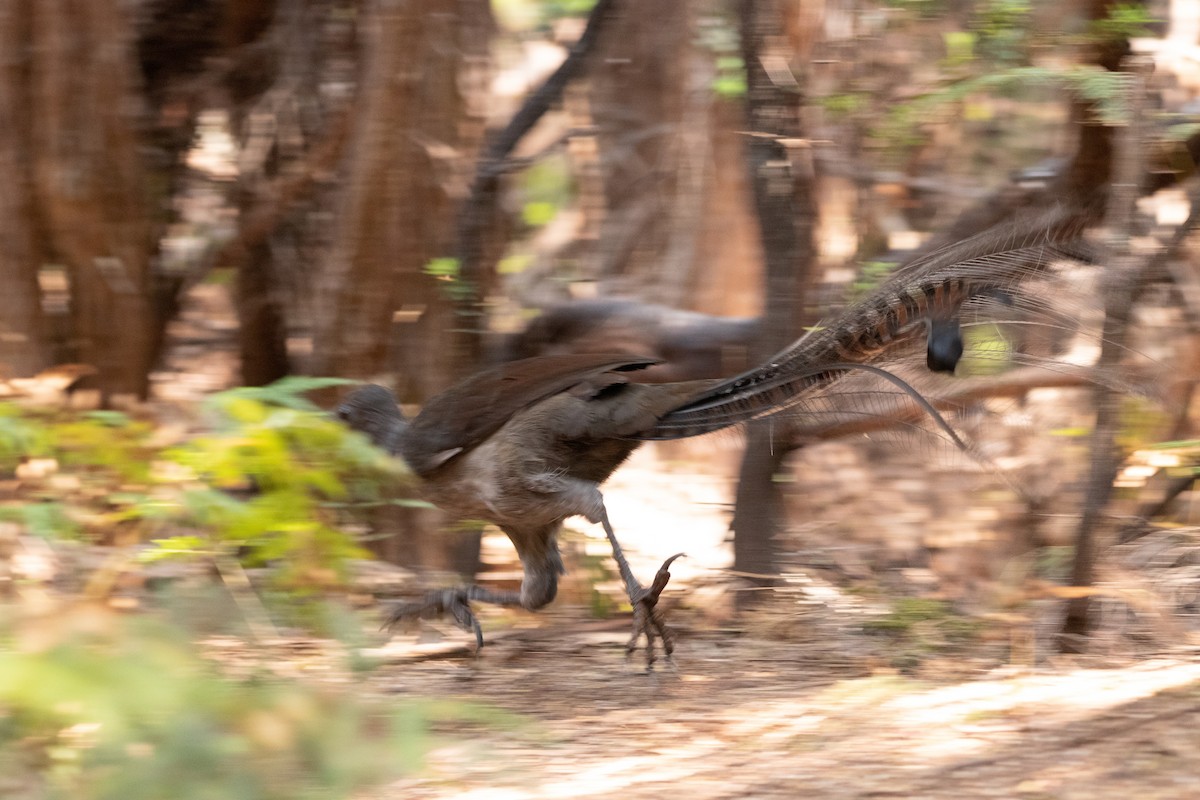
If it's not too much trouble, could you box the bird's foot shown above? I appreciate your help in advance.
[383,587,485,651]
[624,553,685,672]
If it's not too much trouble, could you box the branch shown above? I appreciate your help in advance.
[454,0,620,292]
[214,107,354,269]
[783,366,1090,445]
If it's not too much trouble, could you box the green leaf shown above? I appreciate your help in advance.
[143,535,212,561]
[522,201,557,227]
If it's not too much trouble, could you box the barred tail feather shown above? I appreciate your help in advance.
[643,211,1093,440]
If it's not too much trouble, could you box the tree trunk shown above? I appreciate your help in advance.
[587,0,692,296]
[0,0,50,378]
[311,0,492,573]
[237,239,291,385]
[312,0,491,395]
[730,0,818,598]
[28,0,156,399]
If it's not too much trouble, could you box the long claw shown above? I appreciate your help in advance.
[622,553,685,672]
[643,552,686,605]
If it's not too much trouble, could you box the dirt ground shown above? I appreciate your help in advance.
[334,612,1199,800]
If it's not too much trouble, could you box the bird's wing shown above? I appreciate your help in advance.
[400,353,659,474]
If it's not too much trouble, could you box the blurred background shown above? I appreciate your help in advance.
[3,0,1200,797]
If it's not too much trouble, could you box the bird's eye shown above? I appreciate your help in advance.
[336,406,351,420]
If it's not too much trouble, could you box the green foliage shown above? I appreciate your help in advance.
[883,0,950,19]
[48,412,156,483]
[955,323,1014,376]
[876,65,1130,157]
[217,377,355,412]
[1035,545,1074,582]
[0,405,51,475]
[521,201,557,227]
[942,31,977,69]
[712,56,746,97]
[1116,396,1170,453]
[0,615,421,800]
[535,0,596,27]
[1066,66,1132,125]
[1089,3,1156,44]
[520,155,573,230]
[863,597,980,670]
[1144,438,1200,478]
[492,0,595,33]
[0,378,406,595]
[1166,121,1200,142]
[2,502,83,541]
[156,383,405,591]
[422,257,473,302]
[498,252,533,275]
[821,92,870,118]
[849,260,898,301]
[695,12,744,98]
[974,0,1031,64]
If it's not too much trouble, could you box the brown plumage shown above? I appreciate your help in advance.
[338,355,708,668]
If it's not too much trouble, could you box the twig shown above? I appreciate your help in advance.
[213,107,354,269]
[454,0,620,294]
[1062,59,1151,647]
[213,553,281,643]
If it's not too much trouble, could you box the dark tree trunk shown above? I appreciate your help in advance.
[587,0,692,296]
[312,0,492,393]
[27,0,157,400]
[237,240,291,385]
[1057,0,1142,650]
[730,0,818,598]
[0,0,51,378]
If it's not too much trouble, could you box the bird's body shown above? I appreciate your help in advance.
[407,364,700,606]
[339,356,705,662]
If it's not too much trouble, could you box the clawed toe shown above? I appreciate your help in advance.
[383,588,485,650]
[625,552,685,672]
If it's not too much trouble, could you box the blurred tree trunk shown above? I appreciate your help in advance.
[312,0,491,394]
[1054,0,1138,649]
[585,2,763,316]
[1052,0,1129,213]
[0,1,51,378]
[25,0,157,399]
[730,0,818,597]
[586,0,692,298]
[311,0,492,572]
[237,239,291,385]
[225,0,297,386]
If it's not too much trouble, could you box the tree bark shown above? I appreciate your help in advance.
[311,0,493,573]
[27,0,157,399]
[0,0,50,378]
[312,0,491,394]
[730,0,818,597]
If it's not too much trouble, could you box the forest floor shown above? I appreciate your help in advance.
[305,597,1200,800]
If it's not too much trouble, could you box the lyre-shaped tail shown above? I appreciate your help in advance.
[643,211,1092,440]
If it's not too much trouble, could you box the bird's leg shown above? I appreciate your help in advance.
[598,508,685,671]
[383,585,522,651]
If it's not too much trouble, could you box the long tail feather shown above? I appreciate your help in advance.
[644,211,1091,440]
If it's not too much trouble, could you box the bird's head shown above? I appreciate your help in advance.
[336,384,408,453]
